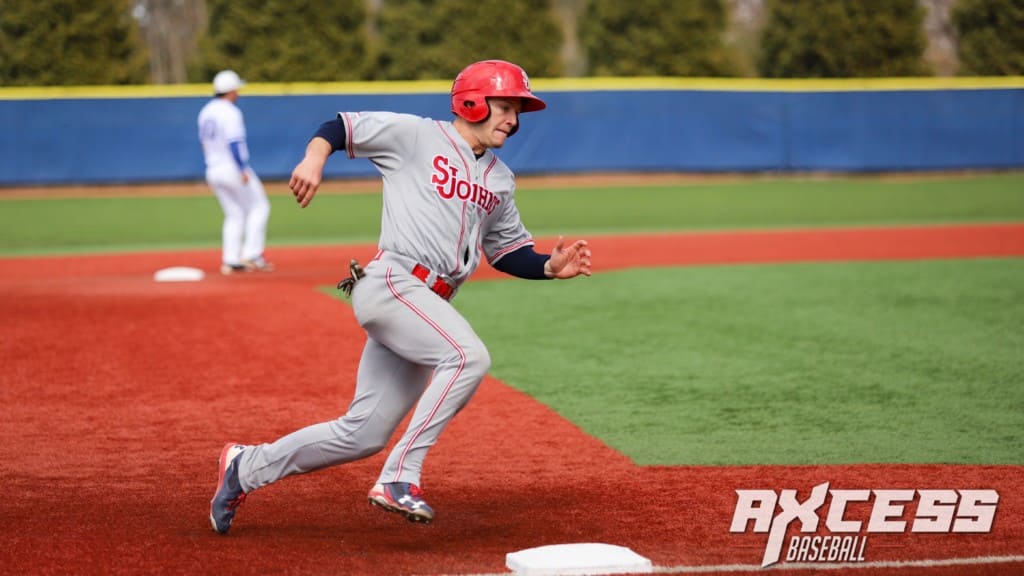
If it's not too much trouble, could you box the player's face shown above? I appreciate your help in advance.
[476,97,523,150]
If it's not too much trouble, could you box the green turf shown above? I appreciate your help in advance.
[515,172,1024,236]
[455,258,1024,465]
[1,172,1023,255]
[0,193,385,256]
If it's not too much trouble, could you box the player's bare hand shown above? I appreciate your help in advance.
[289,138,333,208]
[545,236,592,279]
[289,157,324,208]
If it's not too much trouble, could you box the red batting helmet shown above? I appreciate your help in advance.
[450,60,546,123]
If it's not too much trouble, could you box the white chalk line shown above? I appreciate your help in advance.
[435,554,1024,576]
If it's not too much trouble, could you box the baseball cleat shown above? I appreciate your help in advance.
[242,256,275,272]
[210,443,248,534]
[220,263,249,275]
[368,482,434,524]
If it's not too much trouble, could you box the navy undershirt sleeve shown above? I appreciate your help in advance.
[492,245,552,280]
[313,118,346,153]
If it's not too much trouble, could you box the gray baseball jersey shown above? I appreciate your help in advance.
[346,111,534,285]
[235,111,532,496]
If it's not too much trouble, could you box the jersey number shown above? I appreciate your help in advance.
[199,119,218,143]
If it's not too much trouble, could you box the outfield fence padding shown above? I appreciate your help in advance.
[0,80,1021,185]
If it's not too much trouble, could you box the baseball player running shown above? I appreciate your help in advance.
[198,70,274,275]
[210,60,592,533]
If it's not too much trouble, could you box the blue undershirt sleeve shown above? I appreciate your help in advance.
[228,141,246,171]
[313,118,346,153]
[492,245,552,280]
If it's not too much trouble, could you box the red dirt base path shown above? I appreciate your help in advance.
[1,224,1023,576]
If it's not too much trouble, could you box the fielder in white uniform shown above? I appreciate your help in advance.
[198,70,273,275]
[210,60,592,533]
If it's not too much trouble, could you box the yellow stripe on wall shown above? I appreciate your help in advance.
[1,76,1022,100]
[535,76,1024,92]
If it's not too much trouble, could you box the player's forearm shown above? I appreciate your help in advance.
[304,136,334,165]
[492,246,552,280]
[228,141,248,171]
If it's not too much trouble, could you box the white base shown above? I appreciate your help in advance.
[506,543,652,576]
[153,266,205,282]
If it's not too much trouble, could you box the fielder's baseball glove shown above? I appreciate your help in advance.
[337,259,366,297]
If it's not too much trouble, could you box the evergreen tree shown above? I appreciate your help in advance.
[757,0,929,78]
[0,0,148,86]
[578,0,738,76]
[191,0,368,82]
[953,0,1024,75]
[373,0,563,80]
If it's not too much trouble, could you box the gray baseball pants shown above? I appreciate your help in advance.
[235,251,490,493]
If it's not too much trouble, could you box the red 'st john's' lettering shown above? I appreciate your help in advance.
[429,154,502,214]
[431,155,453,198]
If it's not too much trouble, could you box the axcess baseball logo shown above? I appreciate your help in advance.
[730,483,999,567]
[431,155,502,215]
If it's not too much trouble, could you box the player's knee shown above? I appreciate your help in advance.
[223,209,246,225]
[461,342,491,378]
[340,429,390,459]
[334,412,394,457]
[253,198,270,217]
[356,439,389,458]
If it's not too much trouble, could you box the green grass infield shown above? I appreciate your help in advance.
[456,259,1024,466]
[1,172,1023,255]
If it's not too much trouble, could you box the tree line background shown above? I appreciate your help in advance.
[0,0,1021,87]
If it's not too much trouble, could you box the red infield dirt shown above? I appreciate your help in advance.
[1,224,1023,576]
